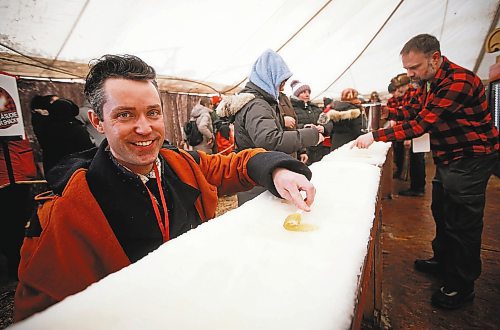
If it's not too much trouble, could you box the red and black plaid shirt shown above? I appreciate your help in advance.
[373,56,499,164]
[401,85,418,108]
[386,86,419,122]
[386,95,402,121]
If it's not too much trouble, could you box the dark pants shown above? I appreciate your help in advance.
[409,150,426,192]
[393,142,404,178]
[0,184,34,279]
[430,154,498,290]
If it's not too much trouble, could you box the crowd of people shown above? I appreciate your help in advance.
[0,32,497,323]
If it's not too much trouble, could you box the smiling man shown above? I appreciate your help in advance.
[353,34,499,309]
[14,54,317,321]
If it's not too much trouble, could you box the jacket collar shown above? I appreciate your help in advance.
[291,97,309,108]
[86,143,200,222]
[241,81,278,105]
[428,56,451,92]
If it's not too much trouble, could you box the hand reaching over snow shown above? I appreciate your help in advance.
[272,168,316,212]
[352,132,374,149]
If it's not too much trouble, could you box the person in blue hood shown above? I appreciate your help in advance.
[216,49,324,205]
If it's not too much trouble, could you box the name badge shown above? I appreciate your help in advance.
[412,133,430,153]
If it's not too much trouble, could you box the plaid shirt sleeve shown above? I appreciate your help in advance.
[385,96,401,121]
[399,86,421,120]
[386,87,422,122]
[374,80,474,141]
[373,57,499,164]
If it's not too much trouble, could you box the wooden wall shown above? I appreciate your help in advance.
[16,79,203,170]
[17,79,86,166]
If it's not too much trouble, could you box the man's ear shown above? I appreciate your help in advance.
[431,51,441,62]
[88,110,105,133]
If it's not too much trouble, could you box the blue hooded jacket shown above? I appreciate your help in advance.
[249,49,292,100]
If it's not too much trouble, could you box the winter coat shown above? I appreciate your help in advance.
[290,98,323,128]
[319,101,364,151]
[290,98,328,164]
[0,138,37,188]
[216,82,319,154]
[189,104,214,154]
[41,99,94,173]
[14,141,312,321]
[278,92,298,130]
[215,123,235,155]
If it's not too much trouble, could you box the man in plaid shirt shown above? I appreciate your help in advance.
[387,74,427,194]
[354,34,499,309]
[397,77,427,196]
[386,80,405,179]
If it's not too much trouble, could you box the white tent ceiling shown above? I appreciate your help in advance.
[1,0,499,100]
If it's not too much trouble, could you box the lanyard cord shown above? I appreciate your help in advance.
[144,163,170,242]
[424,82,431,107]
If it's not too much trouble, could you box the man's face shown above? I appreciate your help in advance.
[298,89,311,102]
[90,78,165,175]
[397,84,409,96]
[402,50,441,83]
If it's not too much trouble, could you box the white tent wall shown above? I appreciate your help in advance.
[1,0,499,99]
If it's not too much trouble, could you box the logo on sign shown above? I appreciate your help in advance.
[0,87,19,129]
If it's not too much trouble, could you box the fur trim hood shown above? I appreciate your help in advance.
[317,108,361,125]
[216,93,256,118]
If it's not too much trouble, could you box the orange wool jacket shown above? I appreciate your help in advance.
[14,147,263,321]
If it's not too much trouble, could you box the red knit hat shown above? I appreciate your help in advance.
[212,95,222,106]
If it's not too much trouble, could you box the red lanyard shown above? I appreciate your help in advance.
[144,163,169,242]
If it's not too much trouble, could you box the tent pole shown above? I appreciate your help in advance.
[473,4,500,74]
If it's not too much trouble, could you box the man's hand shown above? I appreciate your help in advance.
[316,133,325,145]
[299,153,308,164]
[272,168,315,212]
[304,124,324,134]
[284,116,296,129]
[404,140,411,149]
[315,125,325,134]
[352,132,374,149]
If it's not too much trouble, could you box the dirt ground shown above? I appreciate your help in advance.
[1,166,498,329]
[380,159,500,329]
[0,281,15,329]
[215,194,238,216]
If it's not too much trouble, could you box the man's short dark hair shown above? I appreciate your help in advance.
[387,82,396,93]
[84,54,158,120]
[400,34,441,56]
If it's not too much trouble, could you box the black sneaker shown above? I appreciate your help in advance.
[431,286,475,309]
[414,258,442,274]
[399,189,424,197]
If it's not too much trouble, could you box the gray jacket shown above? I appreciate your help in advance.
[217,82,319,154]
[189,103,214,154]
